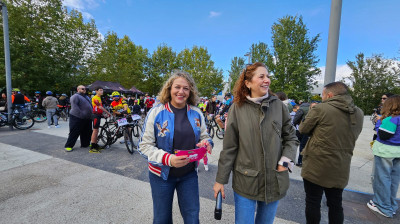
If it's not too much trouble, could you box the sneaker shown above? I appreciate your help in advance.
[367,201,390,218]
[65,147,73,152]
[48,126,51,129]
[55,125,60,128]
[369,200,396,215]
[89,148,100,153]
[204,165,209,171]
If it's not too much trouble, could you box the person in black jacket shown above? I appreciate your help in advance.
[293,102,311,166]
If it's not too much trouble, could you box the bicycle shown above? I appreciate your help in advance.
[28,103,47,123]
[206,115,224,139]
[0,106,35,130]
[98,114,142,154]
[56,105,70,121]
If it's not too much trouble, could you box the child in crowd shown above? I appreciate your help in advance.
[368,95,400,218]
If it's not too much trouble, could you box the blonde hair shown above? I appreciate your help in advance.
[157,70,199,106]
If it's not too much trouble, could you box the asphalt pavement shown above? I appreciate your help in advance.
[0,116,398,224]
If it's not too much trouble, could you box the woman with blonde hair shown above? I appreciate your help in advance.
[139,70,213,224]
[213,62,298,223]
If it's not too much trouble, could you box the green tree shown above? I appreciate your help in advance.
[89,32,149,91]
[250,42,269,65]
[228,56,245,91]
[0,0,101,94]
[146,44,178,95]
[265,15,321,101]
[346,53,400,113]
[176,46,224,97]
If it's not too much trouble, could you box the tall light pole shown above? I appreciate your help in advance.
[324,0,343,86]
[244,52,251,65]
[0,1,13,128]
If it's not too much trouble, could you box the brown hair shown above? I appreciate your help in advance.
[158,70,199,106]
[233,62,273,106]
[324,82,349,96]
[381,95,400,120]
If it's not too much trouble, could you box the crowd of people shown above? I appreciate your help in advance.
[1,62,399,223]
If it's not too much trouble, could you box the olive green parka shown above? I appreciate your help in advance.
[299,94,364,189]
[216,96,298,202]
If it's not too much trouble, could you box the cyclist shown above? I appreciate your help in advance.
[110,91,131,117]
[42,91,59,128]
[215,93,232,133]
[33,91,44,109]
[90,87,112,153]
[11,88,30,108]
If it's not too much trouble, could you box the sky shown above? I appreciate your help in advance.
[63,0,400,82]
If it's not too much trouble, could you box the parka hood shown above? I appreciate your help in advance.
[324,94,358,124]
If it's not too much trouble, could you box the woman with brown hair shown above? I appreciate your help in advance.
[368,95,400,218]
[213,62,298,223]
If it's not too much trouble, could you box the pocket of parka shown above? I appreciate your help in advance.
[233,167,259,196]
[275,170,289,195]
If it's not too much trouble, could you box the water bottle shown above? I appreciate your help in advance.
[214,191,222,220]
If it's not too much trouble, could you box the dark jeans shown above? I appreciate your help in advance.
[149,170,199,224]
[297,132,309,165]
[303,178,344,224]
[64,114,92,148]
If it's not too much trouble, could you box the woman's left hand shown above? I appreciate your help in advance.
[196,139,212,154]
[277,165,288,172]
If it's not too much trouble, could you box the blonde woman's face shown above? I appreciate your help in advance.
[170,77,190,109]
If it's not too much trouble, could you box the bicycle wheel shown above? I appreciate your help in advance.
[98,126,110,148]
[61,111,68,121]
[124,127,134,154]
[216,128,224,139]
[131,124,142,148]
[13,114,35,130]
[33,110,47,123]
[207,125,214,139]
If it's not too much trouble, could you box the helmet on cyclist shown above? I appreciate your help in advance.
[61,93,67,97]
[12,88,20,92]
[46,91,53,96]
[35,91,41,94]
[112,91,120,97]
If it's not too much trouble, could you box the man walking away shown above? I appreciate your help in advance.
[90,87,111,153]
[64,85,93,152]
[42,91,59,128]
[299,82,364,224]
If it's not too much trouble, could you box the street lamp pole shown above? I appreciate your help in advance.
[324,0,342,86]
[0,1,13,129]
[244,52,251,65]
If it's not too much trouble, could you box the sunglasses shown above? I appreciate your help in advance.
[113,96,120,98]
[381,97,387,100]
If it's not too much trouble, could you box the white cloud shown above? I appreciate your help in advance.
[209,11,222,18]
[62,0,103,19]
[317,64,353,82]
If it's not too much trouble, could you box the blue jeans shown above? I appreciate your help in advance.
[46,109,58,126]
[372,155,400,217]
[234,191,279,224]
[149,170,199,224]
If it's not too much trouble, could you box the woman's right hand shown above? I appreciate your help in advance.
[170,155,189,168]
[213,182,225,199]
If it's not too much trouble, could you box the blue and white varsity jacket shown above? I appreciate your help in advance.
[138,102,214,180]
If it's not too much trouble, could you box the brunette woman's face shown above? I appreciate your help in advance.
[170,77,190,109]
[245,67,270,98]
[381,95,388,104]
